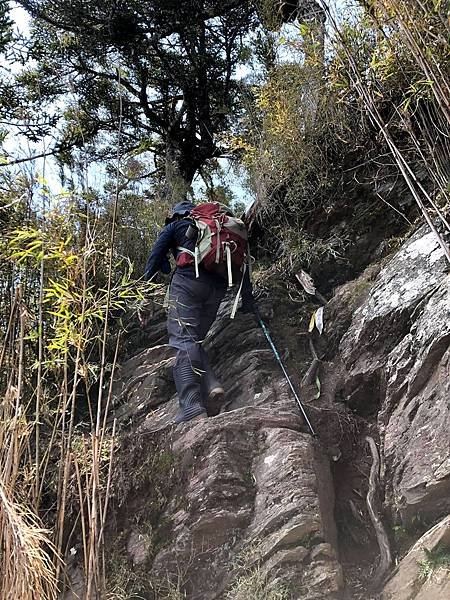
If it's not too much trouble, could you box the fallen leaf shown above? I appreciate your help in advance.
[314,375,321,399]
[315,306,324,335]
[296,270,316,295]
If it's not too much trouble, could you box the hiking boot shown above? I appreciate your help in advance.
[205,387,226,417]
[173,357,206,423]
[198,348,225,416]
[200,374,225,416]
[189,412,208,423]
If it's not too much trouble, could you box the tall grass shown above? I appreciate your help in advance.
[0,134,150,597]
[0,372,58,600]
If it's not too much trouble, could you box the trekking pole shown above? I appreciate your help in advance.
[254,307,316,437]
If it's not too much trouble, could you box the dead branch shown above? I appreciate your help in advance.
[365,436,392,589]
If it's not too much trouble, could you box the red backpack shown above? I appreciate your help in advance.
[176,202,249,288]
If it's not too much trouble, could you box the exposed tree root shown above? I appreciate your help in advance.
[365,435,392,589]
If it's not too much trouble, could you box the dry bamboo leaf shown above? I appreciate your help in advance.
[314,376,321,400]
[308,311,316,332]
[296,270,316,295]
[315,307,324,335]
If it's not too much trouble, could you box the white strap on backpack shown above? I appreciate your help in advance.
[225,243,233,287]
[230,262,247,320]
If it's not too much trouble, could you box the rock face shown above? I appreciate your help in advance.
[149,409,342,599]
[108,302,343,599]
[338,227,450,524]
[382,515,450,600]
[94,224,449,600]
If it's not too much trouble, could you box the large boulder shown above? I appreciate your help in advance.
[145,407,342,599]
[97,224,449,599]
[106,300,343,599]
[338,226,449,523]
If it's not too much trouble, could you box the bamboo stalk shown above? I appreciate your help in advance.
[73,453,89,579]
[320,1,450,264]
[35,257,45,509]
[98,418,117,593]
[85,67,124,599]
[54,356,70,585]
[0,286,20,371]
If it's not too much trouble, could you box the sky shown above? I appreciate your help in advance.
[9,2,28,33]
[4,3,85,194]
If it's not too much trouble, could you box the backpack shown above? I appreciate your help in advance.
[176,202,249,287]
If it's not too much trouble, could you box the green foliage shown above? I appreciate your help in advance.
[0,172,30,231]
[392,524,408,544]
[391,513,437,552]
[418,545,450,581]
[231,59,340,248]
[233,200,247,217]
[226,542,291,600]
[227,568,290,600]
[3,213,148,367]
[104,539,154,600]
[0,168,165,596]
[0,0,12,52]
[278,226,349,265]
[0,2,448,596]
[8,0,258,196]
[236,0,448,277]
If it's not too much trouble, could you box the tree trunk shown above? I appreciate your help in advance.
[164,142,194,204]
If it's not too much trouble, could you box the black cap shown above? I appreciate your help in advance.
[165,201,195,225]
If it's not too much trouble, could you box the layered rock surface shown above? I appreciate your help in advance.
[108,302,344,599]
[382,515,450,600]
[338,227,450,524]
[81,224,450,599]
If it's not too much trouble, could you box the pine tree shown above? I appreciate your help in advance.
[0,0,12,52]
[13,0,257,199]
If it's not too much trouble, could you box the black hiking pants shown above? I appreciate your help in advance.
[167,270,226,422]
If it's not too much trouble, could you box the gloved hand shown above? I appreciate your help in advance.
[160,256,171,274]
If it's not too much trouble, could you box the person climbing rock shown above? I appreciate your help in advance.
[143,201,255,423]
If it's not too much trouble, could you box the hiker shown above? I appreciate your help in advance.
[143,201,255,423]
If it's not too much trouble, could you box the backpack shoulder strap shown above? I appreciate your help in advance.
[230,262,247,319]
[176,246,200,277]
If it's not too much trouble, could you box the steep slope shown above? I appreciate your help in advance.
[104,298,344,600]
[66,223,449,599]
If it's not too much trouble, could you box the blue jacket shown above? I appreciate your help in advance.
[144,219,254,304]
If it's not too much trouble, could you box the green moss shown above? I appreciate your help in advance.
[418,545,450,581]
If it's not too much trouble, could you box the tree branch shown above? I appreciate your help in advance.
[0,145,72,167]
